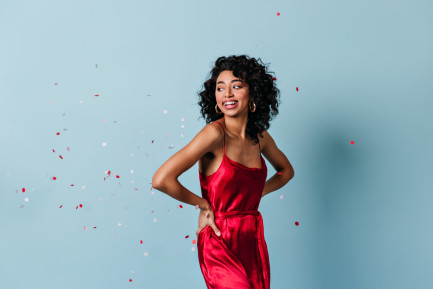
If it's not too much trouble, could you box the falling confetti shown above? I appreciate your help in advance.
[152,140,154,143]
[56,132,60,135]
[192,239,197,245]
[185,235,189,239]
[280,195,284,199]
[67,147,70,151]
[296,87,299,91]
[116,175,120,178]
[163,109,167,114]
[277,12,280,16]
[22,188,25,193]
[130,169,134,174]
[102,142,107,147]
[94,94,99,97]
[59,205,63,208]
[24,197,29,202]
[53,177,57,180]
[59,155,63,159]
[140,240,143,244]
[54,82,58,85]
[83,226,88,231]
[295,221,299,226]
[350,140,355,145]
[129,279,132,282]
[144,252,149,256]
[277,172,282,175]
[179,204,183,208]
[195,205,199,210]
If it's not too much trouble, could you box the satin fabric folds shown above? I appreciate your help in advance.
[197,121,270,289]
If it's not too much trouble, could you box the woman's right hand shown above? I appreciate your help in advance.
[196,206,221,238]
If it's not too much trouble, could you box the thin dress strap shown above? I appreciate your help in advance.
[212,121,225,155]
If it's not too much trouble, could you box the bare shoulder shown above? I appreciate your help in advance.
[152,121,224,186]
[259,129,294,173]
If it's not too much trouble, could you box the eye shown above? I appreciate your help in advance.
[234,85,242,89]
[216,87,223,91]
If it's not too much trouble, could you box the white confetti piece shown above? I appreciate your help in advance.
[144,252,149,256]
[191,247,196,252]
[181,118,185,122]
[118,222,122,226]
[24,197,29,202]
[102,142,107,147]
[130,169,134,174]
[163,109,167,114]
[153,218,157,223]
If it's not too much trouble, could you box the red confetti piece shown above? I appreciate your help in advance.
[140,240,143,244]
[192,239,197,245]
[52,149,55,152]
[185,235,189,239]
[95,94,99,97]
[277,12,280,16]
[76,205,78,209]
[179,204,183,208]
[277,172,282,175]
[116,175,120,178]
[93,226,97,229]
[59,205,63,208]
[22,188,25,193]
[70,184,74,186]
[59,155,63,159]
[107,170,111,176]
[273,77,277,80]
[129,279,132,282]
[296,87,299,91]
[134,188,138,190]
[79,204,83,208]
[350,141,355,145]
[295,221,299,226]
[53,177,57,180]
[152,140,154,143]
[56,132,60,135]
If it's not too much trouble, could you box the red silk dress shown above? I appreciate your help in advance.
[197,121,270,289]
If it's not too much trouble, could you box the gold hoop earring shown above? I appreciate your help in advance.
[249,101,256,112]
[215,104,223,114]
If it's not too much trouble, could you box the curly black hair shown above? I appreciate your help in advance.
[197,55,280,144]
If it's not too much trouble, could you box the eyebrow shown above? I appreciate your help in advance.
[216,79,243,85]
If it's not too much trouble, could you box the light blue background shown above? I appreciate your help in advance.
[1,0,432,288]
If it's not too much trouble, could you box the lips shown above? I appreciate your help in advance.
[223,100,238,106]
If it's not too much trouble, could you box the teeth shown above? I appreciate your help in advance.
[224,101,238,106]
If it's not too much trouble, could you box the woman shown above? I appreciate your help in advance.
[152,55,294,289]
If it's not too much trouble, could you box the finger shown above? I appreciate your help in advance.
[211,224,221,236]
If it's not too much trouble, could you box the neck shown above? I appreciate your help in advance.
[222,114,248,141]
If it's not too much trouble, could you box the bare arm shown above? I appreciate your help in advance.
[151,123,222,210]
[261,130,295,197]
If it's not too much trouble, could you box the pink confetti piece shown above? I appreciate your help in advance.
[195,205,199,210]
[192,239,197,245]
[22,188,25,193]
[67,147,70,151]
[350,140,355,145]
[280,195,284,199]
[83,226,87,231]
[296,87,299,91]
[185,235,189,239]
[56,132,60,135]
[295,221,299,226]
[59,155,63,159]
[179,204,183,208]
[53,177,57,180]
[102,119,106,122]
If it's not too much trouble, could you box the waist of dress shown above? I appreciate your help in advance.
[214,210,260,219]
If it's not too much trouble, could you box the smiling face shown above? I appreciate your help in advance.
[215,70,250,117]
